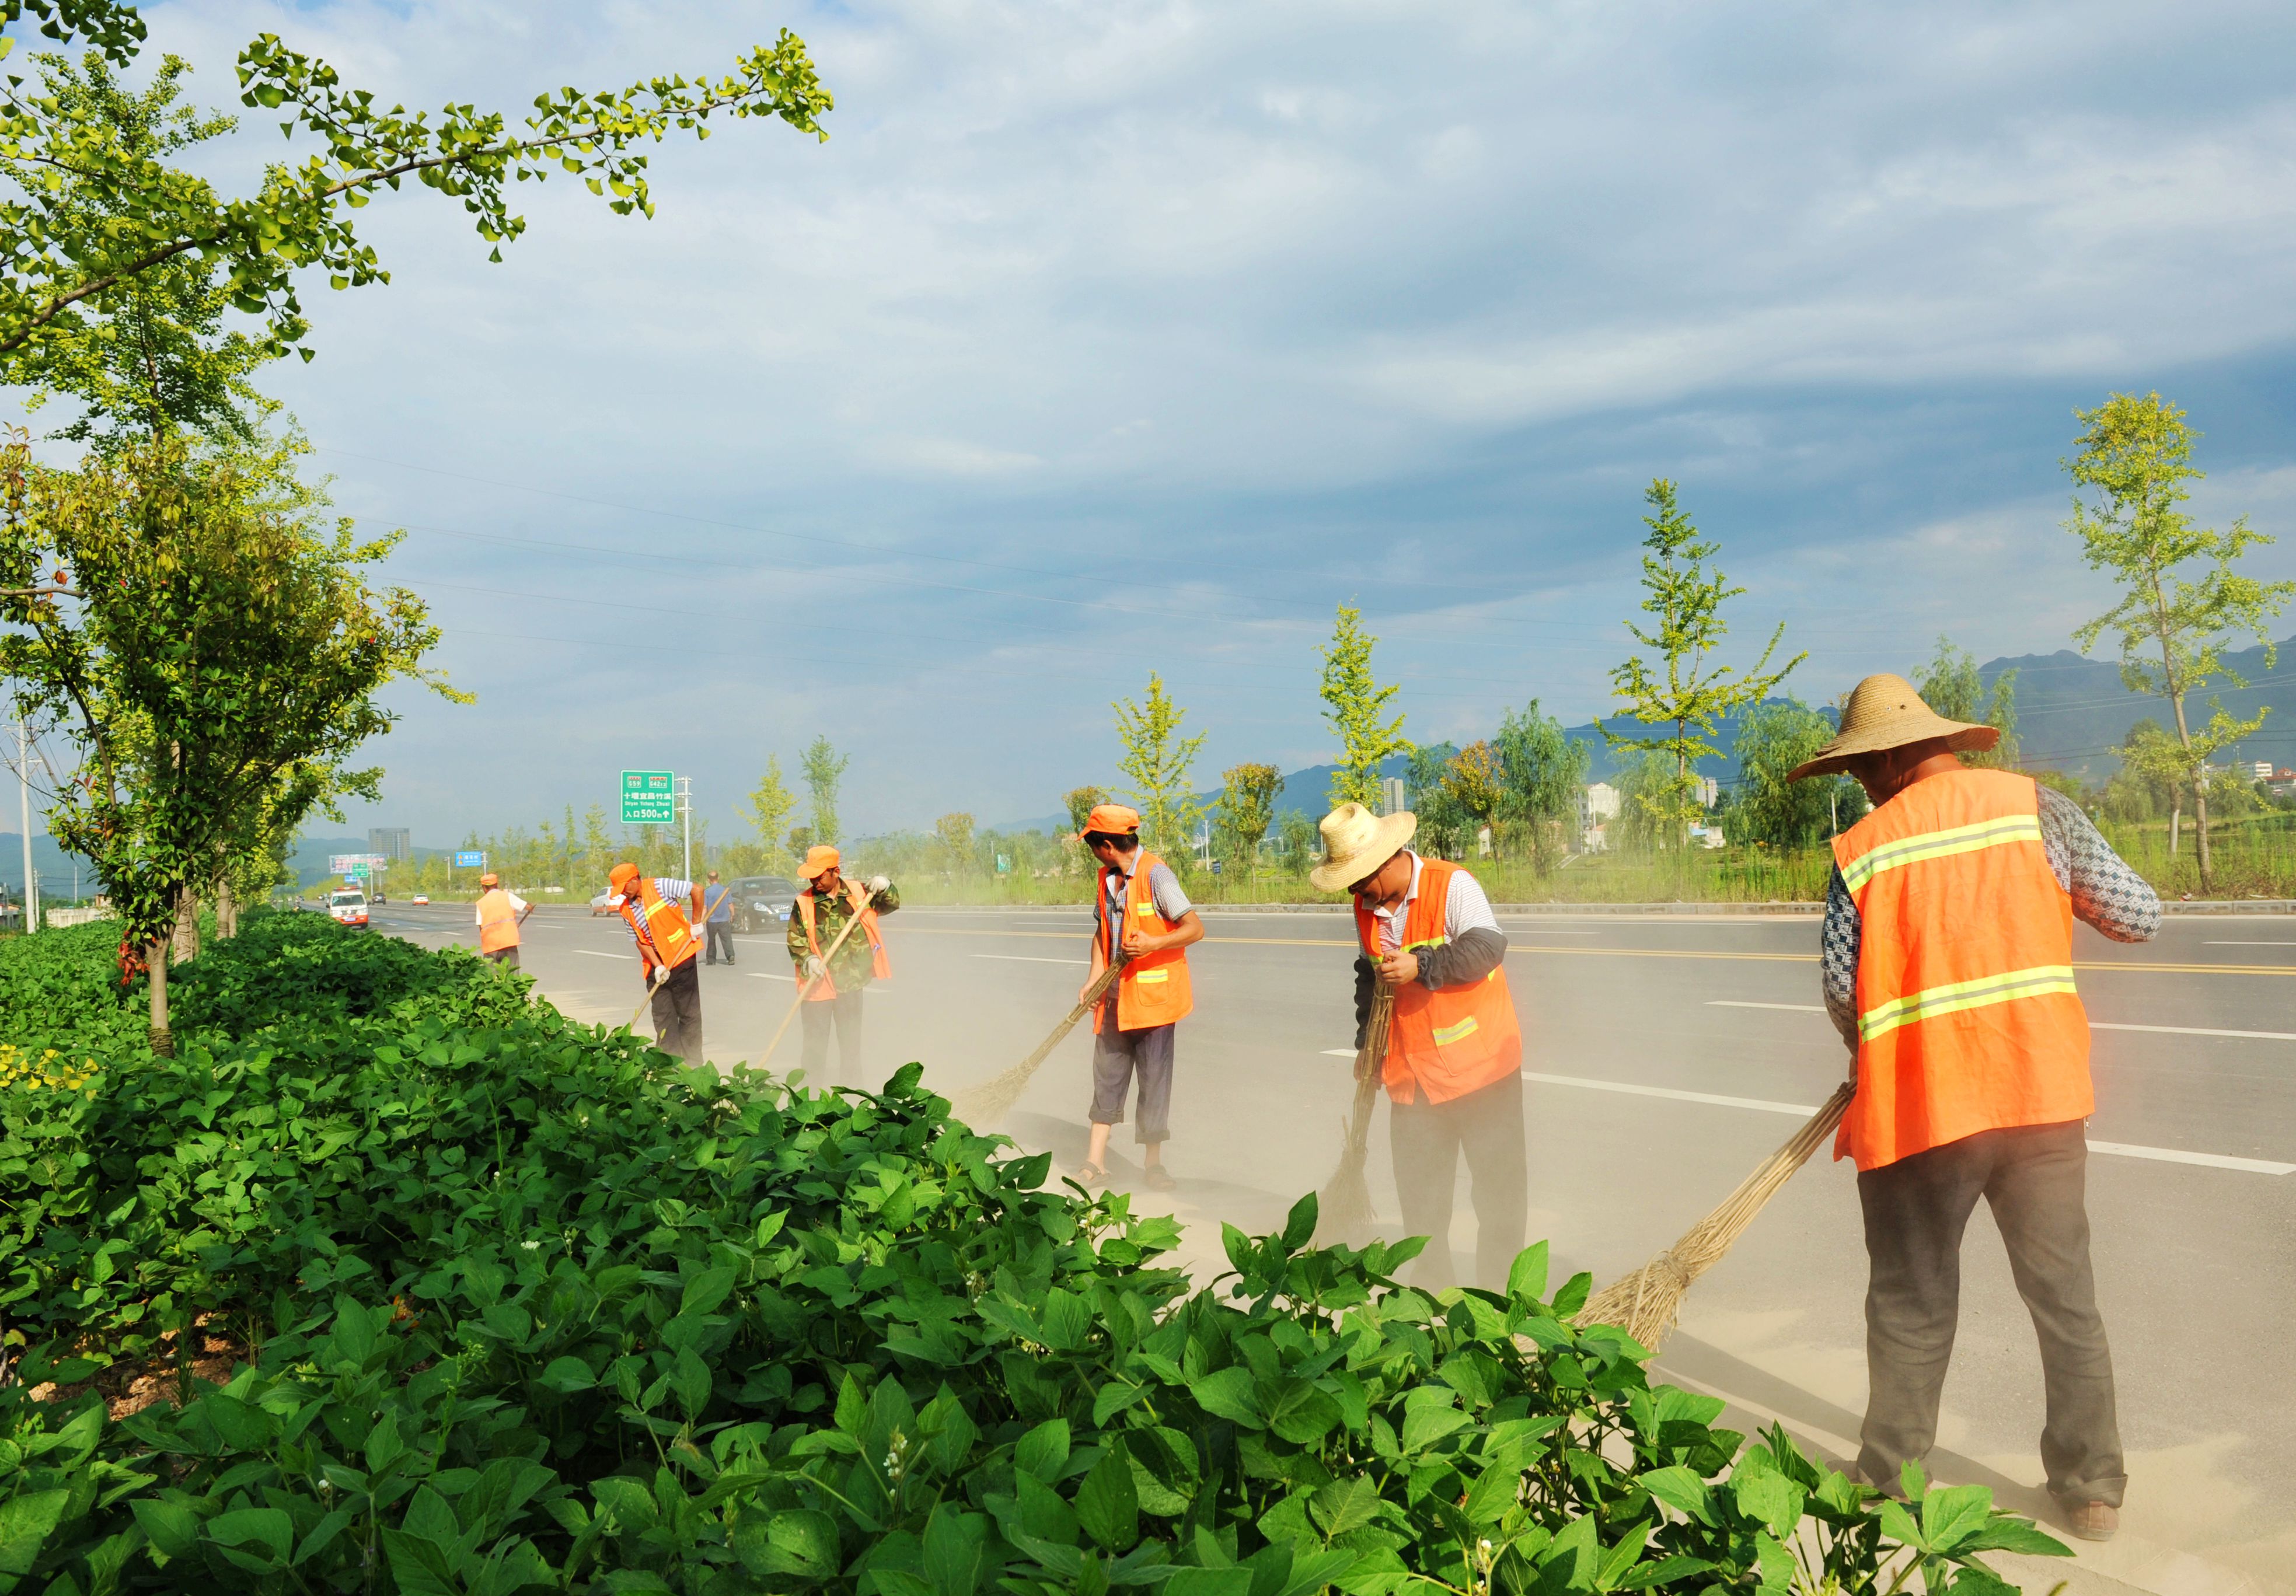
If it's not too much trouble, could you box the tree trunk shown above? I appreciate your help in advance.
[172,892,200,965]
[2194,781,2213,892]
[216,879,237,940]
[2169,797,2181,857]
[148,940,172,1056]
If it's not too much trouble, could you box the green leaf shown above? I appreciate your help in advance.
[1166,1570,1252,1596]
[0,1490,73,1578]
[1400,1403,1471,1454]
[1637,1464,1714,1525]
[671,1346,713,1419]
[1550,1270,1593,1319]
[732,1508,842,1581]
[1076,1447,1141,1553]
[1307,1476,1381,1541]
[1280,1193,1317,1252]
[835,1373,867,1435]
[1460,1459,1521,1525]
[1016,1417,1072,1483]
[1505,1241,1549,1304]
[1043,1287,1093,1351]
[538,1355,596,1393]
[208,1506,294,1563]
[1266,1381,1341,1445]
[1123,1427,1200,1518]
[1957,1518,2074,1557]
[681,1265,738,1316]
[1919,1483,1994,1553]
[130,1497,202,1561]
[922,1505,992,1596]
[381,1528,460,1596]
[594,1476,659,1532]
[1732,1469,1805,1538]
[1013,1470,1081,1545]
[1188,1367,1264,1429]
[202,1392,278,1451]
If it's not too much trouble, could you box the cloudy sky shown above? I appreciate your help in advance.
[38,0,2296,842]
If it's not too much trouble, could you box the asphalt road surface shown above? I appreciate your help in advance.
[367,899,2295,1593]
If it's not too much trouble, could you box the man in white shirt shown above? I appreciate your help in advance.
[473,872,533,969]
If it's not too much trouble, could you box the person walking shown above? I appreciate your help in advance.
[786,844,897,1084]
[1074,804,1203,1192]
[1789,674,2159,1545]
[473,871,532,969]
[606,861,706,1060]
[702,869,737,966]
[1313,801,1524,1292]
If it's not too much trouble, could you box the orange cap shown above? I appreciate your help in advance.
[479,872,499,887]
[796,844,842,880]
[608,861,640,891]
[1077,804,1141,840]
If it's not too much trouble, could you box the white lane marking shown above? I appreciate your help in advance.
[972,954,1090,966]
[1517,1071,2292,1175]
[751,972,795,983]
[2204,941,2296,946]
[1705,999,2296,1042]
[574,949,633,961]
[1320,1048,1356,1057]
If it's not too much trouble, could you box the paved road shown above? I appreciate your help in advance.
[369,900,2294,1592]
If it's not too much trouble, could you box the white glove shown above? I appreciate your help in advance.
[867,875,889,896]
[805,954,827,980]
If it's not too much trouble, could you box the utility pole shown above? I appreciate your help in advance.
[675,776,693,882]
[16,721,34,935]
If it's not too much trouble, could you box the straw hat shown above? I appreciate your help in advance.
[1310,802,1418,892]
[796,844,842,880]
[1786,673,1998,782]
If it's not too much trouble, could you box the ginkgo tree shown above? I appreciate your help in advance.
[0,0,831,367]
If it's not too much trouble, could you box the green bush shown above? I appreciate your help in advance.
[0,914,2065,1592]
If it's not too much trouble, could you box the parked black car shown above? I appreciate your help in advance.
[728,875,799,934]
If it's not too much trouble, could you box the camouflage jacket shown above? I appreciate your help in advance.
[786,880,901,988]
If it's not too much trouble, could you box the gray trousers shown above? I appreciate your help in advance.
[648,958,703,1060]
[800,991,864,1084]
[705,921,734,963]
[1857,1119,2123,1506]
[1390,1067,1527,1293]
[1089,1019,1175,1143]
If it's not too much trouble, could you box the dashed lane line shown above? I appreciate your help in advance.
[971,954,1090,966]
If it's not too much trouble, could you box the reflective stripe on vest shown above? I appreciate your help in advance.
[623,878,698,972]
[1353,855,1522,1106]
[1090,850,1193,1033]
[1831,767,2091,1171]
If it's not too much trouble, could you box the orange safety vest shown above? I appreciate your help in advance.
[619,877,700,974]
[1833,767,2091,1172]
[476,888,521,954]
[795,881,890,1003]
[1355,855,1522,1106]
[1089,850,1194,1033]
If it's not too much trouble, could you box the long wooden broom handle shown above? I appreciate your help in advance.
[1009,951,1130,1077]
[755,892,879,1068]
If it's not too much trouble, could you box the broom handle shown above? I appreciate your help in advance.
[1010,952,1129,1075]
[755,893,877,1068]
[623,885,711,1028]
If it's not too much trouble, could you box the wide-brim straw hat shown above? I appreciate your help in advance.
[1310,802,1418,892]
[1787,673,1998,782]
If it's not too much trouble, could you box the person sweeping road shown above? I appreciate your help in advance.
[606,862,706,1060]
[786,844,897,1084]
[1791,673,2159,1545]
[1074,805,1202,1192]
[473,871,532,970]
[1313,801,1524,1292]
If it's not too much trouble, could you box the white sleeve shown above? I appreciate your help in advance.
[1444,869,1501,939]
[507,891,529,913]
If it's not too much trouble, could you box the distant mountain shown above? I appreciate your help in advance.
[0,832,91,899]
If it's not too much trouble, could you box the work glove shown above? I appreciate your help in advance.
[867,874,889,896]
[805,954,827,981]
[650,965,669,986]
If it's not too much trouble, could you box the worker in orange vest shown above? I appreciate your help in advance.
[1791,675,2159,1545]
[606,861,707,1059]
[1314,801,1524,1291]
[787,844,897,1084]
[473,871,532,970]
[1076,805,1203,1192]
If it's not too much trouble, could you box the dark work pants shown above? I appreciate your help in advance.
[1389,1067,1527,1293]
[1857,1120,2123,1507]
[800,991,864,1084]
[705,922,734,963]
[1089,1018,1175,1144]
[484,945,519,970]
[648,958,703,1060]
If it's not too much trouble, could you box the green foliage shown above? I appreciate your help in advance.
[1404,742,1468,860]
[2065,390,2296,890]
[934,812,978,875]
[1112,673,1206,864]
[1318,605,1410,811]
[1910,637,2017,769]
[802,737,850,847]
[1492,702,1587,872]
[1275,811,1319,876]
[1063,787,1108,836]
[0,3,831,364]
[1723,700,1865,848]
[745,756,799,871]
[0,904,2065,1594]
[1604,481,1802,850]
[1213,763,1283,878]
[1440,742,1505,857]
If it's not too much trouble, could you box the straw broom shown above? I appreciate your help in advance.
[1577,1081,1854,1350]
[1313,983,1395,1247]
[950,953,1128,1126]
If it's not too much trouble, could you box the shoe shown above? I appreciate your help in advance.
[1144,1166,1177,1192]
[1074,1163,1106,1187]
[2058,1499,2117,1542]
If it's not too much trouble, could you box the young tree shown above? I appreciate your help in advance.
[1493,700,1589,871]
[2117,718,2190,855]
[934,811,976,874]
[1112,672,1206,862]
[0,432,460,1051]
[1604,479,1802,853]
[800,735,848,845]
[1213,762,1283,883]
[1723,698,1864,847]
[1911,635,2018,768]
[2065,392,2294,892]
[1442,742,1506,858]
[744,754,796,865]
[0,4,831,367]
[1318,603,1411,808]
[1404,742,1468,859]
[1063,785,1108,834]
[1276,809,1318,875]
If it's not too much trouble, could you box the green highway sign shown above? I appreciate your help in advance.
[620,769,676,825]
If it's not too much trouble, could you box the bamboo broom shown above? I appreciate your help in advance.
[1576,1082,1854,1350]
[950,952,1128,1126]
[1313,983,1395,1247]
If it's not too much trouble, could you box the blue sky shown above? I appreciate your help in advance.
[41,0,2296,842]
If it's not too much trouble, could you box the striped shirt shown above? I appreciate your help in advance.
[1367,850,1501,954]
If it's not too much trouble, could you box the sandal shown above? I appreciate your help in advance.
[1144,1166,1176,1192]
[1074,1162,1107,1186]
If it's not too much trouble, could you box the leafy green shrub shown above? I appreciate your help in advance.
[0,915,2066,1592]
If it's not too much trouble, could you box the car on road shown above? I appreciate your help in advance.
[327,890,370,929]
[590,890,617,916]
[411,893,430,906]
[729,875,800,933]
